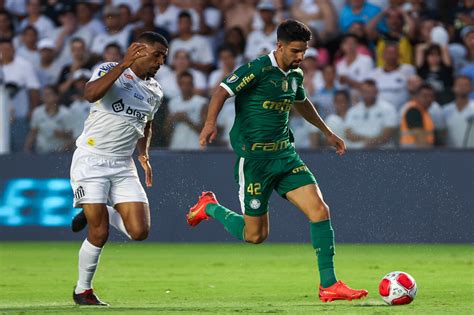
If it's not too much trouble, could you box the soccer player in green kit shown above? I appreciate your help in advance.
[187,20,368,302]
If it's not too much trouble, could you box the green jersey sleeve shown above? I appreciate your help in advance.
[220,59,262,96]
[295,75,306,102]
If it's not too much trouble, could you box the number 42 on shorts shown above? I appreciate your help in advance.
[247,183,262,195]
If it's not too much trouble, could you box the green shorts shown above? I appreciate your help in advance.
[233,154,317,216]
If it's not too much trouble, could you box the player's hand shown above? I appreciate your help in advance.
[138,155,153,188]
[122,43,148,68]
[326,132,346,156]
[199,122,218,148]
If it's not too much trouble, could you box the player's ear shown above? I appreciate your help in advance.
[276,41,284,52]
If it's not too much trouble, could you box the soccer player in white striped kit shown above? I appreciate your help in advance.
[69,32,168,306]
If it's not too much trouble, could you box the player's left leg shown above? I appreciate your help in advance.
[276,155,368,302]
[114,202,150,241]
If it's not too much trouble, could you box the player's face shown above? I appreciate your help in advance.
[453,78,472,97]
[280,41,308,69]
[136,42,168,78]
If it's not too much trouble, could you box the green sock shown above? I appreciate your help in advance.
[310,219,337,288]
[206,204,245,241]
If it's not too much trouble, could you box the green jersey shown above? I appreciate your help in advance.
[220,52,306,159]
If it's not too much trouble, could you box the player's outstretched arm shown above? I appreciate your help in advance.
[199,86,229,147]
[294,98,346,155]
[84,43,147,103]
[137,121,153,187]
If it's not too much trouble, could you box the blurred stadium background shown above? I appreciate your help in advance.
[0,0,472,313]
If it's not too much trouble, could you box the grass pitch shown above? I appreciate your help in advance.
[0,243,472,314]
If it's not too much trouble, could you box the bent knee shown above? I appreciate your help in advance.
[245,233,268,244]
[129,226,149,241]
[89,227,109,246]
[307,203,330,222]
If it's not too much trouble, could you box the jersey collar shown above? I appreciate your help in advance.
[268,50,291,76]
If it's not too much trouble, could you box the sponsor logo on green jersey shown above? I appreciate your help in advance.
[262,99,292,112]
[235,73,255,92]
[251,139,290,151]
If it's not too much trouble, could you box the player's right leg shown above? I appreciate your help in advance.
[73,203,109,306]
[187,157,271,243]
[70,148,113,305]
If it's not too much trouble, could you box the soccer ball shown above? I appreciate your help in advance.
[379,271,417,305]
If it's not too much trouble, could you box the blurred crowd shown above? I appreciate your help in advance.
[1,0,474,154]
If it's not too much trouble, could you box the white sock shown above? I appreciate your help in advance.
[106,205,131,239]
[75,239,102,294]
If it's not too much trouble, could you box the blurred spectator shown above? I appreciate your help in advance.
[318,89,352,146]
[222,27,246,66]
[301,48,322,102]
[0,10,15,41]
[19,0,55,39]
[221,0,256,35]
[442,75,474,148]
[345,79,398,149]
[290,108,320,149]
[336,34,374,92]
[179,0,222,36]
[66,69,92,141]
[406,74,446,144]
[157,50,208,99]
[15,25,40,67]
[252,0,284,33]
[307,29,331,67]
[416,44,454,104]
[130,4,171,44]
[399,83,436,148]
[369,43,416,110]
[209,46,237,94]
[313,64,342,118]
[245,1,277,61]
[90,5,130,57]
[166,71,207,150]
[448,0,474,34]
[345,21,373,58]
[339,0,385,33]
[36,38,62,88]
[0,39,41,152]
[76,1,106,37]
[167,11,214,73]
[154,0,181,35]
[5,0,27,19]
[57,38,94,104]
[452,25,474,73]
[118,4,135,33]
[291,0,337,41]
[208,46,237,147]
[24,86,71,154]
[49,8,94,68]
[367,7,416,67]
[113,0,142,16]
[98,43,123,66]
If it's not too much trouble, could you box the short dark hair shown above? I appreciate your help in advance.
[22,25,38,36]
[178,10,192,21]
[277,19,311,43]
[455,74,473,84]
[44,84,58,94]
[363,79,377,87]
[417,83,434,94]
[0,38,13,45]
[137,31,169,48]
[178,71,193,81]
[335,89,350,101]
[218,45,237,57]
[341,33,359,43]
[105,42,122,52]
[71,37,85,46]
